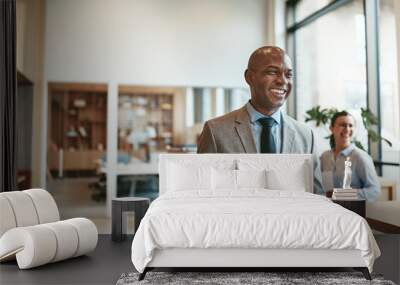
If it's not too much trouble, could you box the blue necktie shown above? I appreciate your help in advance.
[258,117,276,153]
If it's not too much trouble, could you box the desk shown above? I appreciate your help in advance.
[100,161,158,176]
[100,159,159,197]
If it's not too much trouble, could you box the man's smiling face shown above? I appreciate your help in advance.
[245,47,293,115]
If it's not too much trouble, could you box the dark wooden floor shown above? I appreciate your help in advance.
[374,234,400,284]
[0,235,134,285]
[0,234,399,285]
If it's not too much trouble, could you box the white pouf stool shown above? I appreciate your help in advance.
[0,189,98,269]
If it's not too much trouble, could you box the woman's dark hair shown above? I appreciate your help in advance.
[329,110,353,149]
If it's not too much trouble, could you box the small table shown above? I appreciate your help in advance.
[332,199,366,218]
[112,197,150,242]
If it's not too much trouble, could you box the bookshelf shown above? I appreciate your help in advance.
[118,86,175,156]
[48,83,107,173]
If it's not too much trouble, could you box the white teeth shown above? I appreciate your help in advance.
[270,88,286,95]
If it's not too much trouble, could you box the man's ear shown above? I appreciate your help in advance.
[244,69,252,86]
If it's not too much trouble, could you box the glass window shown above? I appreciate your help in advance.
[193,88,204,124]
[295,0,368,150]
[295,0,334,23]
[190,87,249,124]
[379,0,400,180]
[230,88,250,110]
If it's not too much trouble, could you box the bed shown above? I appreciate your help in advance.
[131,154,380,280]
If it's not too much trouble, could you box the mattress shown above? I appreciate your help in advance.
[131,190,380,273]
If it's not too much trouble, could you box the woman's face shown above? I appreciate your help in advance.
[330,115,354,149]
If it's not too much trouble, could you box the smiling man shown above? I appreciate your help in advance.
[197,46,324,194]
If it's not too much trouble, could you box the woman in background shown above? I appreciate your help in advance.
[320,111,381,201]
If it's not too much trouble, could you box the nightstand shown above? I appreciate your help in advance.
[332,199,366,218]
[112,197,150,242]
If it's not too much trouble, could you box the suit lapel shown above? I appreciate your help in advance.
[281,113,295,153]
[234,107,257,153]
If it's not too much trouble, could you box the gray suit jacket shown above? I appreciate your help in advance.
[197,106,324,194]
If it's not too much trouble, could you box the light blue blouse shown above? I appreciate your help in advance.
[320,144,381,201]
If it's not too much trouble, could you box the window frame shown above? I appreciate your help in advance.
[285,0,383,172]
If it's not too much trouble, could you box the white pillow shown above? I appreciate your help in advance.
[236,169,267,188]
[266,164,307,191]
[167,162,212,191]
[237,158,309,192]
[211,168,236,190]
[211,168,267,191]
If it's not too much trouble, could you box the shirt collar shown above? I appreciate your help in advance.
[339,144,355,157]
[246,101,281,125]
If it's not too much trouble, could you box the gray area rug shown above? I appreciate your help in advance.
[116,271,396,285]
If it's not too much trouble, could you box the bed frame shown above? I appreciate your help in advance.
[138,154,372,280]
[140,248,370,280]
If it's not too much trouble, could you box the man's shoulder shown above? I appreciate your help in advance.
[283,114,313,135]
[205,107,246,128]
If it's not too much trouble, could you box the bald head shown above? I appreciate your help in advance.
[245,46,293,116]
[247,46,290,70]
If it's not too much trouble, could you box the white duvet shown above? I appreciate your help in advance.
[131,190,380,273]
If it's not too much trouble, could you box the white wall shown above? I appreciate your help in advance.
[44,0,274,215]
[45,0,270,87]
